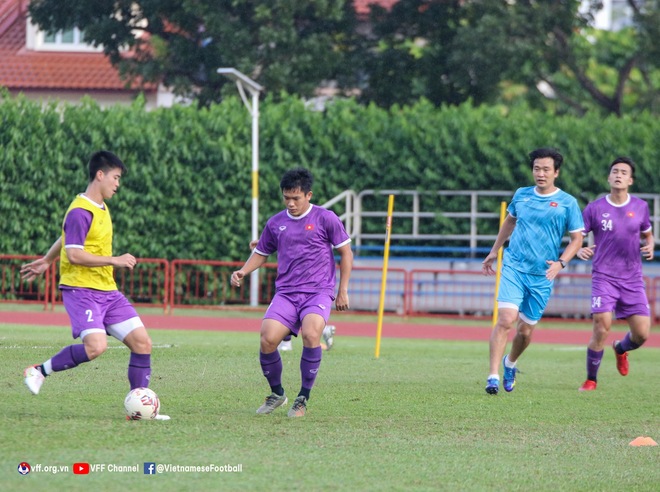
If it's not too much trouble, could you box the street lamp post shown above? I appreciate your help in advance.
[217,68,264,307]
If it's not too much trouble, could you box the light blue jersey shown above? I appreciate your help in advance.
[504,186,584,275]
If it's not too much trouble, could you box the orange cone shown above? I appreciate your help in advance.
[629,436,658,446]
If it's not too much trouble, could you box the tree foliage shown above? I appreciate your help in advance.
[2,91,659,259]
[446,0,660,116]
[29,0,358,106]
[27,0,659,115]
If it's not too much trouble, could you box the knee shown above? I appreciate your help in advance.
[633,331,648,345]
[132,335,152,354]
[125,331,152,354]
[260,332,279,352]
[84,339,108,360]
[496,314,517,332]
[516,321,535,339]
[593,320,610,338]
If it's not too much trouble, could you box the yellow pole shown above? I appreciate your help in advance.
[492,201,507,326]
[375,195,395,358]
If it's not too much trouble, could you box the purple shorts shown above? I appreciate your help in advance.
[62,287,141,339]
[264,291,334,336]
[590,275,650,318]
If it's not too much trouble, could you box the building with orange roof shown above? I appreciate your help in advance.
[0,0,174,108]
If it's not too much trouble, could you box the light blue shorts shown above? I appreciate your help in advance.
[497,265,553,324]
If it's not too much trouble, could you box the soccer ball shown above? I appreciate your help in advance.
[124,387,160,420]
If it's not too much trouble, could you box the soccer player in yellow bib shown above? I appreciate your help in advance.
[21,151,169,420]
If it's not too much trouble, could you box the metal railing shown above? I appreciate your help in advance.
[322,190,660,253]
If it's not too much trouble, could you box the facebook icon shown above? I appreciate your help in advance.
[144,462,156,475]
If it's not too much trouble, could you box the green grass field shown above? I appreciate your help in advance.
[1,323,658,491]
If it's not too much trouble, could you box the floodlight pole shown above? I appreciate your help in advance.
[217,68,264,307]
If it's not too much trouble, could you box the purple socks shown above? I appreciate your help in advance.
[260,350,284,393]
[51,344,90,372]
[586,348,603,381]
[300,346,323,397]
[128,353,152,389]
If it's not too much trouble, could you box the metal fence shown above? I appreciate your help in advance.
[2,255,659,321]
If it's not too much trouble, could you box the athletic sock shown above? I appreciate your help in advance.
[586,348,603,382]
[128,353,151,389]
[300,346,322,396]
[260,350,283,392]
[618,332,641,353]
[504,355,517,368]
[50,344,90,372]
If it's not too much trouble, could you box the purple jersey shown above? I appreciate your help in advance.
[255,205,351,296]
[582,195,651,280]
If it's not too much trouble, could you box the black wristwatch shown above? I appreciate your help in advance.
[558,259,567,269]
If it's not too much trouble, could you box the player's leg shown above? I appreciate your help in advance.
[613,314,650,377]
[256,318,292,413]
[486,266,523,395]
[288,293,332,416]
[504,274,551,392]
[488,307,518,393]
[256,293,299,414]
[288,313,324,417]
[24,289,106,395]
[120,325,172,420]
[501,316,534,393]
[121,326,152,388]
[579,312,612,391]
[580,275,618,389]
[623,314,650,348]
[611,279,650,377]
[105,291,152,389]
[106,292,173,419]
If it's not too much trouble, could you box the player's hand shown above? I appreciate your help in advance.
[641,243,654,261]
[335,291,349,311]
[576,245,595,260]
[249,240,258,250]
[231,270,245,287]
[481,252,497,276]
[114,254,137,270]
[545,260,564,281]
[20,258,50,282]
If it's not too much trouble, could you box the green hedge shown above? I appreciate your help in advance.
[1,91,658,260]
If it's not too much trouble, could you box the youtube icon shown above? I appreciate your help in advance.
[73,463,90,475]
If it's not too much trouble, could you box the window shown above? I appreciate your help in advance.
[26,22,101,52]
[43,28,82,45]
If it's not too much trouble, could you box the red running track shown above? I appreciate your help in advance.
[2,311,658,347]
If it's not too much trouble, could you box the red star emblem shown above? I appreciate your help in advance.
[550,202,558,207]
[305,224,314,231]
[627,211,634,218]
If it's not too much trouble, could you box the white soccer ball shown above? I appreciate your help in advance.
[124,387,160,420]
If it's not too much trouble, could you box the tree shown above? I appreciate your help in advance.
[448,0,660,116]
[357,0,480,107]
[28,0,359,106]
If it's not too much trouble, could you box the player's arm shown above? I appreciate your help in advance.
[545,230,583,280]
[640,229,654,260]
[62,207,137,269]
[230,251,268,287]
[66,248,137,270]
[482,214,516,276]
[20,236,63,281]
[335,243,353,311]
